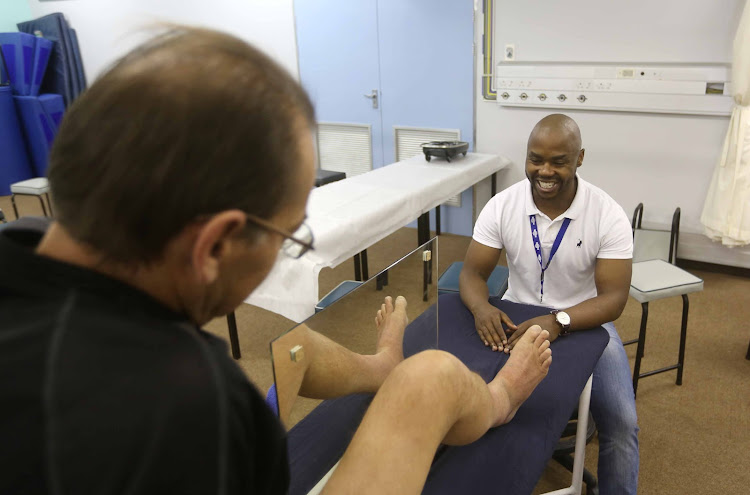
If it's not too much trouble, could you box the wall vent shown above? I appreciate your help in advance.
[317,123,373,178]
[394,126,462,207]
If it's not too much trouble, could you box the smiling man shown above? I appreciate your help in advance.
[459,114,639,494]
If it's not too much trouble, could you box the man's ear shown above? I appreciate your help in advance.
[191,210,248,284]
[577,148,585,168]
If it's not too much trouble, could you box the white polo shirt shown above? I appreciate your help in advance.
[473,175,633,309]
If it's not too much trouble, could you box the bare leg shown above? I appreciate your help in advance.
[297,296,407,399]
[490,326,551,425]
[323,326,551,494]
[374,295,408,374]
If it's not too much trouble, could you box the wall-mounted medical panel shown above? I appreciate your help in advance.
[496,64,733,116]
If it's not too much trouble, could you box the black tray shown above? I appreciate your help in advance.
[422,141,469,162]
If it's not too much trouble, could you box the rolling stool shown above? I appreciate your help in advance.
[11,178,53,219]
[315,280,363,313]
[437,262,509,297]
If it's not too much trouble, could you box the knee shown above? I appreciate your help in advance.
[388,350,467,397]
[595,398,639,439]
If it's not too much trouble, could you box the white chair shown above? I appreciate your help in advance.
[10,177,53,219]
[627,204,703,397]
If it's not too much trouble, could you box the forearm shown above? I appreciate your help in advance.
[564,291,627,332]
[459,268,492,315]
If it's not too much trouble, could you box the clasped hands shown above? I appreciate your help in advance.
[473,304,561,353]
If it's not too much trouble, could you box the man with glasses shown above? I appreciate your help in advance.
[245,212,314,260]
[0,27,553,494]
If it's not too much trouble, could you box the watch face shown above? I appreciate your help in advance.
[557,311,571,326]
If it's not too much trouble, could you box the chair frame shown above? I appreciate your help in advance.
[626,203,689,397]
[11,190,53,219]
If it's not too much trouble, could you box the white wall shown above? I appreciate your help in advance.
[26,0,299,81]
[475,0,750,268]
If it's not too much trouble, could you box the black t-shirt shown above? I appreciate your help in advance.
[0,226,289,494]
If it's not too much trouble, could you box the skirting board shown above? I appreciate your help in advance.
[678,232,750,270]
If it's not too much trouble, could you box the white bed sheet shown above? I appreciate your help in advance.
[245,153,511,322]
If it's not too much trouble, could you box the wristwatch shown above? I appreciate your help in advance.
[551,310,571,336]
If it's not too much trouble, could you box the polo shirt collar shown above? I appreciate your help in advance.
[524,174,587,220]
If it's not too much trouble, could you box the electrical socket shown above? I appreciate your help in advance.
[504,44,515,61]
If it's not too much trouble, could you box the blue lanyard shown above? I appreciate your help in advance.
[529,215,571,303]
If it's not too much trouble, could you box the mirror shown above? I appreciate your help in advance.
[270,238,439,429]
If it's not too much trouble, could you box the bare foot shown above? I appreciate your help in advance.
[374,296,408,374]
[487,325,551,426]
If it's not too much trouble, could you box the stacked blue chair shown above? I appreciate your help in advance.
[0,31,66,186]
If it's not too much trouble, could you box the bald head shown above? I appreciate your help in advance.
[47,26,315,263]
[524,114,584,210]
[528,114,582,153]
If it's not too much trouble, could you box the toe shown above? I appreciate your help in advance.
[384,296,393,313]
[526,325,542,340]
[534,329,549,347]
[541,350,552,369]
[394,295,407,311]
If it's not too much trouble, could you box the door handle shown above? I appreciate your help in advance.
[363,89,378,109]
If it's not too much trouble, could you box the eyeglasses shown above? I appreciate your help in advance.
[245,213,315,259]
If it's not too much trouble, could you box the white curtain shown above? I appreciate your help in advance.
[701,0,750,247]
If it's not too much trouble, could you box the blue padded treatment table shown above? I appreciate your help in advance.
[286,293,608,495]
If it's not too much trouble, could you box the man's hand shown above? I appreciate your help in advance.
[505,314,560,352]
[472,303,518,351]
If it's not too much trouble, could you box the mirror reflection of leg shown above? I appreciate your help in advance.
[272,297,408,428]
[275,240,440,479]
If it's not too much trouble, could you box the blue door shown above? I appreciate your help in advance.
[295,0,475,235]
[294,0,385,169]
[377,0,474,235]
